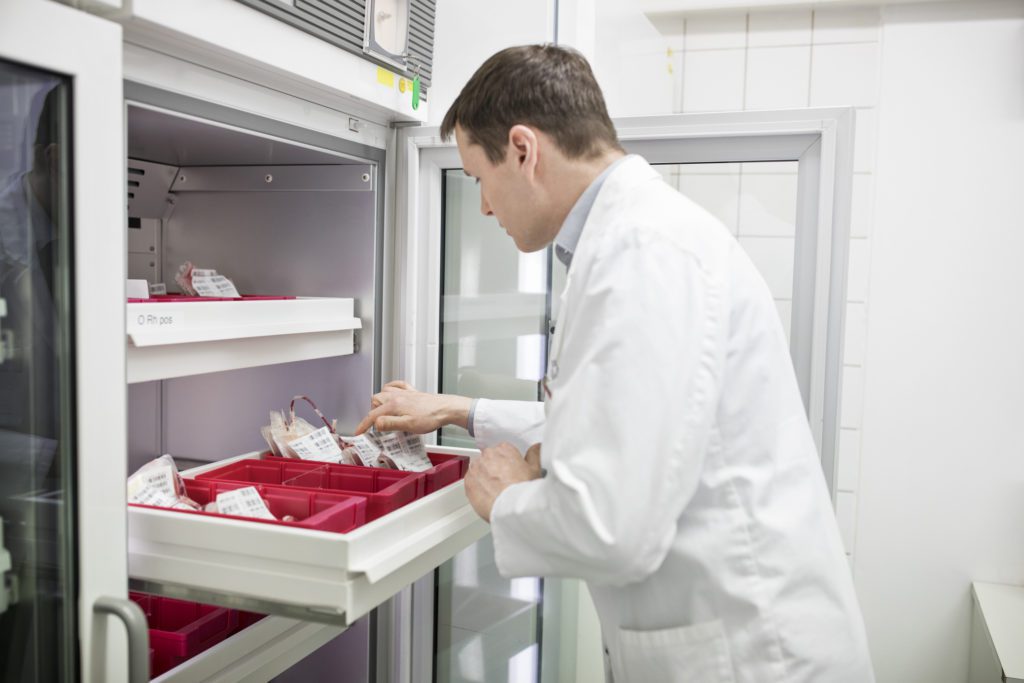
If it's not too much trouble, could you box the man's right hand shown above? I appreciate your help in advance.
[354,381,473,435]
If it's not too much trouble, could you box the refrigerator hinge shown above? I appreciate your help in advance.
[0,518,17,615]
[353,330,361,354]
[0,298,13,365]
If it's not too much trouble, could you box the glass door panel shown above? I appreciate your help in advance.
[435,169,546,682]
[0,59,75,682]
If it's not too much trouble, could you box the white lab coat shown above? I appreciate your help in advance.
[473,156,874,682]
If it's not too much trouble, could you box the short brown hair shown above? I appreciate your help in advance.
[440,45,622,165]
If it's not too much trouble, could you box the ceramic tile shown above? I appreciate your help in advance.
[812,6,881,45]
[847,237,870,302]
[843,302,866,367]
[745,46,812,109]
[749,9,812,47]
[685,13,748,50]
[853,107,876,173]
[840,365,864,429]
[851,174,874,238]
[837,428,862,492]
[810,43,880,107]
[683,49,746,112]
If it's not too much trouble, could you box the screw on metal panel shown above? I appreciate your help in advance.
[265,174,274,183]
[178,175,186,183]
[149,246,155,252]
[361,173,370,182]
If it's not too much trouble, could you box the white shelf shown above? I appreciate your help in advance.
[153,615,343,683]
[972,582,1024,682]
[128,447,488,626]
[126,297,361,383]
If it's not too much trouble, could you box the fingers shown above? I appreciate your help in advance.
[383,380,415,391]
[525,443,541,467]
[354,403,390,435]
[374,414,421,434]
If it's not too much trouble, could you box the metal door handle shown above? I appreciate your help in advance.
[94,596,149,683]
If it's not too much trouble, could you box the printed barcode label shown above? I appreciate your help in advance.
[377,431,433,472]
[343,434,384,467]
[193,273,240,298]
[126,463,177,500]
[288,427,344,460]
[215,487,276,520]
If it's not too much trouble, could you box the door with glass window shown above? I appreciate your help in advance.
[396,108,854,682]
[0,2,125,681]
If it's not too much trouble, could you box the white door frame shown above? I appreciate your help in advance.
[396,107,854,683]
[0,1,127,680]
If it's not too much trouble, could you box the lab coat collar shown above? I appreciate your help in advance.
[553,155,632,268]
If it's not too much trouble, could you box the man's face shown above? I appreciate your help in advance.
[455,125,551,253]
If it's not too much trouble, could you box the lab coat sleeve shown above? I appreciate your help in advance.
[489,229,725,587]
[472,399,545,452]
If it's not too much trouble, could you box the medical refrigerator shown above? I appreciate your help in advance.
[0,1,857,681]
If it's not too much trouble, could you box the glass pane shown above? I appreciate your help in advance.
[655,161,799,341]
[436,169,546,682]
[0,60,76,681]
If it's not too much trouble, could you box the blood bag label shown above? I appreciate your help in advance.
[216,487,276,520]
[377,431,433,472]
[193,273,240,298]
[342,433,384,467]
[288,426,344,461]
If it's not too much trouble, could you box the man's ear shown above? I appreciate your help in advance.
[507,125,539,180]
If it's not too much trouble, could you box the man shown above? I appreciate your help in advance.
[358,45,874,682]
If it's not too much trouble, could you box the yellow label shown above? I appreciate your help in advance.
[376,67,395,88]
[399,78,407,93]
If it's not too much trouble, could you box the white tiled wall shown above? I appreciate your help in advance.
[651,6,881,562]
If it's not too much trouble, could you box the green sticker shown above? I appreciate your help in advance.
[412,76,421,110]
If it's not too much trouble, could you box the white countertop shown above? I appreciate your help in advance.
[973,582,1024,681]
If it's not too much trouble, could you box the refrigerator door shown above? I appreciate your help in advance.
[396,108,854,682]
[0,2,125,682]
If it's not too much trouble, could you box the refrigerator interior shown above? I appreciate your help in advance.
[124,101,382,680]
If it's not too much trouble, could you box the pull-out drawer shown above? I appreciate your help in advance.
[129,447,487,626]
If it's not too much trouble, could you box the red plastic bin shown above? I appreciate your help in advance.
[130,479,367,533]
[259,451,468,495]
[130,592,238,677]
[195,457,424,522]
[418,453,470,494]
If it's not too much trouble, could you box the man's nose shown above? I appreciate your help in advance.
[480,194,494,217]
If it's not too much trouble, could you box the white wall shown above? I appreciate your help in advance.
[857,2,1024,681]
[428,0,555,126]
[572,1,1024,681]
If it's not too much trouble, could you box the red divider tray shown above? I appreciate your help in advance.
[130,592,238,677]
[129,479,367,533]
[195,458,424,521]
[417,453,470,494]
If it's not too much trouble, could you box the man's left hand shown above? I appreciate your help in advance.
[465,442,542,522]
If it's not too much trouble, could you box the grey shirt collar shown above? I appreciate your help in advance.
[553,156,629,268]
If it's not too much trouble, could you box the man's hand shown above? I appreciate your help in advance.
[354,381,472,435]
[465,442,542,522]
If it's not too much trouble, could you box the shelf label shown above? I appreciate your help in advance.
[132,312,183,328]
